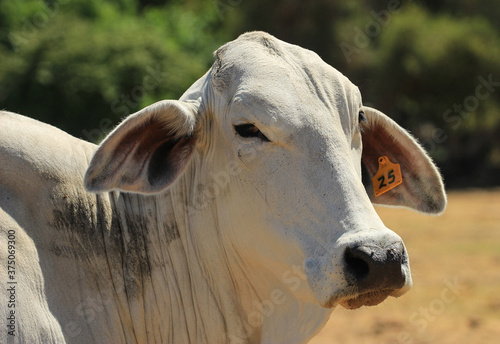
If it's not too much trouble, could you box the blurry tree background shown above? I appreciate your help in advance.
[1,0,499,188]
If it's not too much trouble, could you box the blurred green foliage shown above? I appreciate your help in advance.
[0,0,223,138]
[1,0,499,187]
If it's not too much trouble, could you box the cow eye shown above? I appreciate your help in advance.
[358,110,367,124]
[234,123,270,142]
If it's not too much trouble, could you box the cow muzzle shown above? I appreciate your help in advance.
[337,240,408,309]
[305,231,412,309]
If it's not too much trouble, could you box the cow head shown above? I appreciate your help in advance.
[84,32,446,313]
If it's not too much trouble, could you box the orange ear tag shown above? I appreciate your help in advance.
[372,156,403,196]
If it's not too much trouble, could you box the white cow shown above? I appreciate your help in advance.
[0,32,446,344]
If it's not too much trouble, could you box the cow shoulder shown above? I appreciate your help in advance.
[0,111,112,253]
[0,111,96,187]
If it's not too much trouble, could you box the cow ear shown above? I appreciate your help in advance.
[361,107,447,214]
[84,100,198,194]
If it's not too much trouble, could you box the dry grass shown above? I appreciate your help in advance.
[309,189,500,344]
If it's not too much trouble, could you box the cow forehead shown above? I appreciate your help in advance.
[212,32,362,130]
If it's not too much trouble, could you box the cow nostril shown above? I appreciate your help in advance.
[344,246,370,281]
[343,242,406,293]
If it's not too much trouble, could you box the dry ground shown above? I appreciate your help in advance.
[309,189,500,344]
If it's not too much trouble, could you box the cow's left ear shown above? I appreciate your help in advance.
[361,107,447,214]
[84,100,198,194]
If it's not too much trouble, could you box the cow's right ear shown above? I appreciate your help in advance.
[84,100,198,194]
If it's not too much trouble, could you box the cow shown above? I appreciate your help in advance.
[0,31,446,344]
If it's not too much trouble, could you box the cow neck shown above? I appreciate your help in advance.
[106,177,262,343]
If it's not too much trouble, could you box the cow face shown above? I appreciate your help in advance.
[84,32,446,310]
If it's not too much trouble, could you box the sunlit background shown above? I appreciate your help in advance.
[1,0,499,343]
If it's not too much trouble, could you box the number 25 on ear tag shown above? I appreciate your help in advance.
[372,156,403,197]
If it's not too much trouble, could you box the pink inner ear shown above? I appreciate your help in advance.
[361,121,406,182]
[361,118,419,204]
[85,114,196,194]
[120,117,175,163]
[101,117,175,187]
[117,115,196,192]
[360,112,446,214]
[147,134,196,188]
[361,118,433,191]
